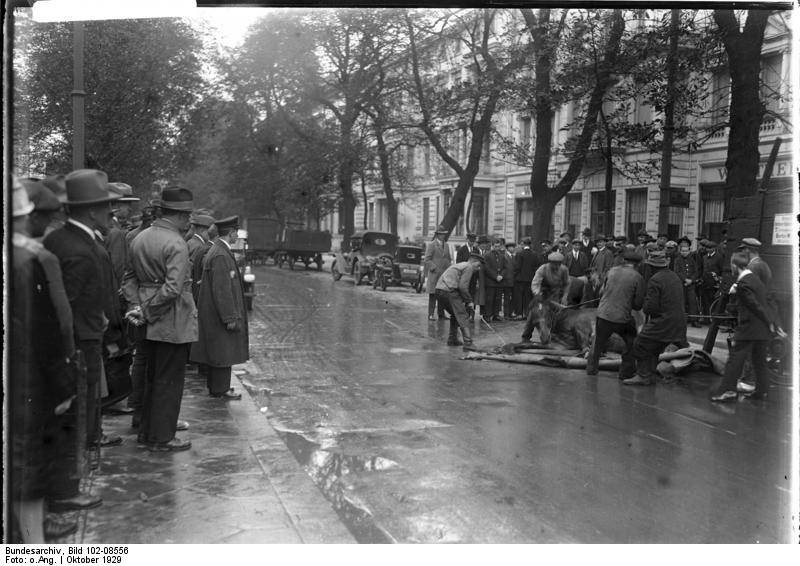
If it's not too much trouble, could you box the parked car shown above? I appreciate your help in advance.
[372,245,424,292]
[331,230,398,286]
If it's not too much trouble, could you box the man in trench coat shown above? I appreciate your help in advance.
[190,216,249,400]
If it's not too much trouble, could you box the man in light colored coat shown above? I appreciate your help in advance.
[190,216,249,400]
[123,187,197,452]
[424,225,452,320]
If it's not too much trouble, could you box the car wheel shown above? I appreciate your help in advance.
[331,260,342,281]
[353,260,361,285]
[415,277,423,294]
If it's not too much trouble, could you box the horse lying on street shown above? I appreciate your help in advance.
[525,299,644,356]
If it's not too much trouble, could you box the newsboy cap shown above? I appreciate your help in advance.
[737,237,762,249]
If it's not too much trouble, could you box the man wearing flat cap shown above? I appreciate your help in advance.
[189,216,249,400]
[43,169,122,511]
[521,251,570,342]
[435,252,484,350]
[623,251,686,386]
[123,186,197,452]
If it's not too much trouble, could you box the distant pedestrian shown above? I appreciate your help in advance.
[435,253,484,351]
[590,235,614,281]
[578,228,594,256]
[623,251,687,386]
[710,252,776,403]
[190,216,249,400]
[502,241,516,319]
[586,250,644,378]
[123,187,197,452]
[456,232,479,262]
[424,225,452,320]
[512,237,541,318]
[483,238,508,321]
[565,238,590,278]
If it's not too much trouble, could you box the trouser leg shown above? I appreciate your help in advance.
[633,336,667,381]
[207,366,233,396]
[142,341,188,444]
[715,339,752,394]
[446,291,471,345]
[521,298,539,341]
[750,340,769,395]
[503,287,513,318]
[618,321,638,379]
[44,412,79,500]
[127,337,146,424]
[427,294,436,317]
[587,317,614,373]
[79,341,102,447]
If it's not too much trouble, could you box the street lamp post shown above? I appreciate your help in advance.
[72,20,85,170]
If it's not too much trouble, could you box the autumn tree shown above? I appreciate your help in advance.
[14,14,207,192]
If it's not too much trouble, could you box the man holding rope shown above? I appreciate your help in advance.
[520,251,570,343]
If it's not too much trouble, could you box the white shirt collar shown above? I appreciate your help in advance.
[737,268,753,282]
[219,238,231,250]
[67,218,96,240]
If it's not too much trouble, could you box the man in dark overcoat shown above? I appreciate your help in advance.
[123,187,197,452]
[512,237,541,318]
[190,216,249,400]
[424,225,452,320]
[623,251,687,386]
[710,252,776,402]
[483,238,508,321]
[456,232,479,262]
[43,170,120,511]
[565,238,590,278]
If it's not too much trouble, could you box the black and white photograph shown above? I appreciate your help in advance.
[3,0,798,551]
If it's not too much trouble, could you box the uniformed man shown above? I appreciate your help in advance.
[189,216,249,400]
[123,187,197,452]
[435,252,484,351]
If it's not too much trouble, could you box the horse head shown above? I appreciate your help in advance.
[528,298,561,344]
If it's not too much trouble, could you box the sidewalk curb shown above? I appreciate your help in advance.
[230,361,356,544]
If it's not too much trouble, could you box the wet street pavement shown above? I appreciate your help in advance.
[242,261,794,543]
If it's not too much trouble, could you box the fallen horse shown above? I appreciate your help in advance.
[463,343,724,377]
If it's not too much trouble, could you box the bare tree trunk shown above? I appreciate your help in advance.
[658,9,680,234]
[713,9,769,199]
[374,122,399,235]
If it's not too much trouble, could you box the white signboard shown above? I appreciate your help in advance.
[771,213,795,246]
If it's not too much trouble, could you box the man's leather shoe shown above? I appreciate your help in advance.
[210,389,242,400]
[710,390,738,403]
[175,420,189,431]
[103,405,135,416]
[99,434,123,447]
[623,375,654,386]
[147,437,191,452]
[44,516,78,540]
[49,494,102,512]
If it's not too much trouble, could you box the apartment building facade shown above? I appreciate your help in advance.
[319,11,793,249]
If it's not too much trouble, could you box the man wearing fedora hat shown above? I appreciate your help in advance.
[190,216,249,400]
[43,169,122,511]
[123,186,197,452]
[624,250,687,386]
[456,232,479,263]
[423,225,452,320]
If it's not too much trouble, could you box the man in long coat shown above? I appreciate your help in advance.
[123,187,197,452]
[424,225,452,320]
[190,216,249,399]
[512,237,541,318]
[483,238,508,321]
[623,251,687,386]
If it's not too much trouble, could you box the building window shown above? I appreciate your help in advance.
[700,184,726,243]
[667,206,683,241]
[468,188,489,236]
[520,116,532,147]
[368,202,375,230]
[376,199,387,232]
[422,197,430,237]
[761,53,784,114]
[711,71,730,124]
[516,198,534,243]
[564,193,582,239]
[424,145,431,176]
[627,188,646,241]
[405,145,415,176]
[591,191,615,237]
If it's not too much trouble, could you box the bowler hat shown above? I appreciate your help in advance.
[42,174,67,203]
[65,169,121,206]
[215,215,239,231]
[737,237,762,249]
[13,178,34,217]
[109,182,140,202]
[547,251,564,262]
[505,241,516,248]
[159,186,194,212]
[21,178,61,212]
[190,209,216,227]
[645,250,669,267]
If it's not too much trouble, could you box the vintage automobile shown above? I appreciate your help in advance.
[331,230,398,286]
[372,245,424,292]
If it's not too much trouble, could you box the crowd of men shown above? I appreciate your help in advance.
[9,170,250,542]
[427,225,783,401]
